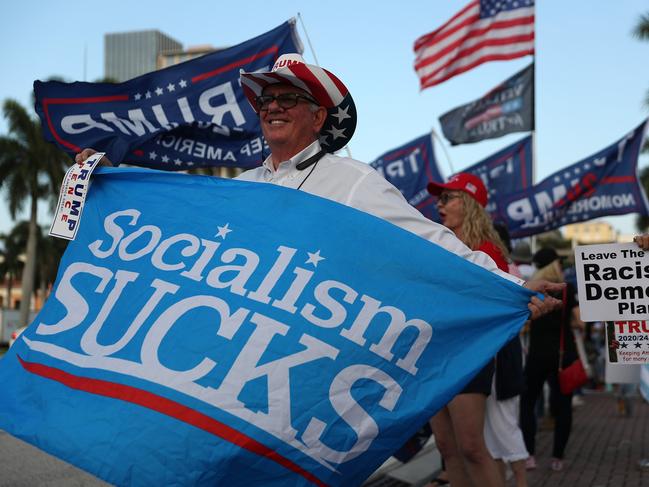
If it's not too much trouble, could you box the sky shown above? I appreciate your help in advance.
[1,0,648,237]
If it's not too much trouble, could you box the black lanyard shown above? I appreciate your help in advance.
[296,150,326,190]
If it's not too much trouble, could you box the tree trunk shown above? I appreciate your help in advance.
[18,198,38,327]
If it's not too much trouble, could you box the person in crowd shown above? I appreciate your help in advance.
[634,234,649,250]
[75,53,562,319]
[489,224,529,487]
[510,242,535,281]
[519,248,583,472]
[426,173,517,487]
[76,55,565,484]
[623,235,649,471]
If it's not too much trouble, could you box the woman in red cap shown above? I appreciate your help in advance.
[426,173,517,487]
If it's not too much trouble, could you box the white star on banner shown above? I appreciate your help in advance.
[174,159,182,166]
[134,93,142,100]
[215,223,232,239]
[155,87,164,96]
[161,155,169,163]
[187,162,194,166]
[145,91,152,99]
[584,163,591,170]
[327,126,346,140]
[305,250,325,267]
[332,106,351,124]
[319,134,328,145]
[149,151,158,160]
[574,167,581,175]
[563,172,571,179]
[554,176,561,183]
[167,83,175,92]
[179,79,188,88]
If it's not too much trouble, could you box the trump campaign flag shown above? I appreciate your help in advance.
[370,133,444,220]
[0,167,533,486]
[414,0,535,89]
[440,64,534,145]
[34,20,302,170]
[462,135,533,216]
[498,120,649,238]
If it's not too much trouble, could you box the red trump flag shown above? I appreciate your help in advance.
[414,0,535,90]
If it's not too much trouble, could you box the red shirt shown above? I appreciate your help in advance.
[477,240,508,273]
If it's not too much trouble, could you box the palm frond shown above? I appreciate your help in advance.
[633,13,649,39]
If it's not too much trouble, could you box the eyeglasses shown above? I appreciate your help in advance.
[255,93,319,111]
[437,193,462,205]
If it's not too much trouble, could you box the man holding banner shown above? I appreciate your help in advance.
[78,53,561,319]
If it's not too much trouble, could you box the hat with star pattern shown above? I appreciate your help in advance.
[240,53,356,153]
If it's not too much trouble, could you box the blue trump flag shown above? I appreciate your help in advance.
[461,135,533,217]
[0,168,533,486]
[370,133,444,220]
[498,120,649,238]
[34,20,301,170]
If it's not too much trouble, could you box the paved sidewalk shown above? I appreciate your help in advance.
[525,391,648,487]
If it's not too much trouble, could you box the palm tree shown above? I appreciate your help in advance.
[0,99,69,326]
[0,229,24,309]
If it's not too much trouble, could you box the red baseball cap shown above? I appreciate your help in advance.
[427,173,488,207]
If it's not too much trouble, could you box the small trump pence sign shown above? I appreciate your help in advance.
[49,153,103,240]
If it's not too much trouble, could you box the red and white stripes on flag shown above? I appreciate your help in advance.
[414,0,534,90]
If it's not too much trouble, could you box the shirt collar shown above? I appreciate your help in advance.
[262,141,323,175]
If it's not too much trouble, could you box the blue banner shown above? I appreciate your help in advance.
[34,21,302,170]
[370,133,444,220]
[0,168,533,486]
[497,121,649,238]
[461,135,533,217]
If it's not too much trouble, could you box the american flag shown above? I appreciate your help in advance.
[414,0,534,89]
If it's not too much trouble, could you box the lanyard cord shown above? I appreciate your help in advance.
[296,150,326,191]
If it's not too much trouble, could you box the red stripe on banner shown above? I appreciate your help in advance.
[41,95,130,153]
[43,102,81,152]
[43,95,130,105]
[17,356,329,487]
[421,48,534,89]
[192,46,279,83]
[602,176,636,184]
[383,145,421,162]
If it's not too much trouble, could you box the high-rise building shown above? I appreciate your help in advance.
[104,30,182,82]
[157,44,221,70]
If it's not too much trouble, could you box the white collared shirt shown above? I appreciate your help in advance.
[237,141,523,285]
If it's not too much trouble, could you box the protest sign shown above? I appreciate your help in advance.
[0,167,532,486]
[50,153,104,240]
[575,242,649,321]
[605,321,649,365]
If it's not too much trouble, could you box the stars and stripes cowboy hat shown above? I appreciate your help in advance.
[240,53,356,153]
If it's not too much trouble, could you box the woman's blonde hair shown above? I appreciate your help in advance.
[457,192,509,258]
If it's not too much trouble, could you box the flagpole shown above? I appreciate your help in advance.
[432,128,454,177]
[297,12,353,159]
